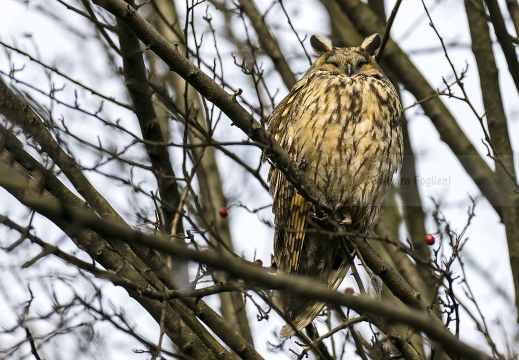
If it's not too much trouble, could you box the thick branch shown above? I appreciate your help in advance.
[115,0,188,287]
[505,0,519,37]
[90,0,333,214]
[116,3,184,236]
[0,77,120,219]
[466,0,519,321]
[484,0,519,94]
[0,174,492,360]
[0,145,221,360]
[0,125,258,359]
[334,0,503,218]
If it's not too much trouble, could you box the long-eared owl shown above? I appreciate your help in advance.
[268,34,403,337]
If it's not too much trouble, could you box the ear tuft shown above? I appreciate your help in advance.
[310,35,332,55]
[360,33,381,56]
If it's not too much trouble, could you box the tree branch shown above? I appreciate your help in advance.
[334,0,503,219]
[466,0,519,321]
[90,0,333,214]
[116,0,188,287]
[0,126,258,359]
[146,0,255,342]
[484,0,519,94]
[237,0,297,89]
[0,172,493,359]
[0,144,222,360]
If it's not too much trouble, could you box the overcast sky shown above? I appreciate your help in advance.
[0,0,518,358]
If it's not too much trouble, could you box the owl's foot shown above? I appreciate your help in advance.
[309,205,327,220]
[335,205,352,226]
[339,212,352,226]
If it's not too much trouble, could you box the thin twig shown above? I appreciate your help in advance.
[24,327,43,360]
[376,0,402,62]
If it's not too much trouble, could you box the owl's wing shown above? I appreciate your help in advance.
[271,178,351,337]
[270,172,309,273]
[268,77,309,274]
[267,77,307,132]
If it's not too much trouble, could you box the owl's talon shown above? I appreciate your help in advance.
[310,206,327,220]
[339,213,352,226]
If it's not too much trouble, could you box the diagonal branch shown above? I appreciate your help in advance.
[375,0,403,62]
[505,0,519,38]
[484,0,519,94]
[0,77,123,220]
[116,6,183,235]
[115,0,188,287]
[334,0,503,218]
[0,125,258,360]
[91,0,334,214]
[0,172,493,360]
[0,143,222,360]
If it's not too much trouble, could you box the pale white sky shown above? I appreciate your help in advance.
[0,0,517,358]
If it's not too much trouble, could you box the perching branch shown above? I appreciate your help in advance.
[90,0,334,214]
[0,172,493,360]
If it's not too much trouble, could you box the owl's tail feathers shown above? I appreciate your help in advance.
[279,303,326,338]
[276,259,351,338]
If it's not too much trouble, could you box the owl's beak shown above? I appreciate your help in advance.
[346,63,352,76]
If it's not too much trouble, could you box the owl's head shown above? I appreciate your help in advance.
[310,34,382,78]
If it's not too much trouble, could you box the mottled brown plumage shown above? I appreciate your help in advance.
[268,34,403,337]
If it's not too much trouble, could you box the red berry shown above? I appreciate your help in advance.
[253,259,263,267]
[218,208,228,217]
[425,234,435,245]
[202,248,210,252]
[345,287,354,294]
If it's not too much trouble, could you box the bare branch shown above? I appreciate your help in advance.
[90,0,334,214]
[0,172,493,360]
[115,0,188,287]
[237,0,297,89]
[334,0,503,219]
[484,0,519,94]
